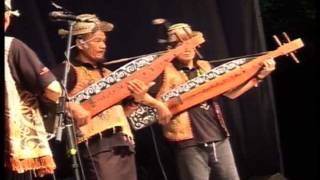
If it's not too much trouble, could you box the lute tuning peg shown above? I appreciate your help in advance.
[272,32,300,63]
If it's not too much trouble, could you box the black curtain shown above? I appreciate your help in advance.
[6,0,290,179]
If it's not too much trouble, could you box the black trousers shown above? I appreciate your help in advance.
[81,145,137,180]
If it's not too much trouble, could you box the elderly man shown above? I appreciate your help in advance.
[52,13,171,180]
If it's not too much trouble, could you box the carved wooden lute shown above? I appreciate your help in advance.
[69,34,205,143]
[128,38,304,130]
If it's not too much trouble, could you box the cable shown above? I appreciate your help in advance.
[29,170,33,179]
[84,141,101,180]
[65,115,87,180]
[52,172,57,180]
[63,36,98,59]
[71,120,87,180]
[149,126,168,180]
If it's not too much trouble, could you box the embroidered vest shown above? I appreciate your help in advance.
[158,60,229,141]
[70,64,134,140]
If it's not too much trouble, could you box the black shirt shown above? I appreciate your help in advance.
[7,38,56,94]
[150,60,227,148]
[177,64,225,146]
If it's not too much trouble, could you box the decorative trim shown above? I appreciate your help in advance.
[128,57,251,130]
[70,54,158,103]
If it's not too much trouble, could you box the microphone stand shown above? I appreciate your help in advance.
[54,20,83,180]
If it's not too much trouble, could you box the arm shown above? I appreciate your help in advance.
[43,62,91,127]
[65,102,91,127]
[223,78,261,99]
[223,58,276,99]
[43,80,62,103]
[11,38,63,102]
[128,79,172,125]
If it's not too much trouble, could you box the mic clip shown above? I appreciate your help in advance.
[49,11,94,22]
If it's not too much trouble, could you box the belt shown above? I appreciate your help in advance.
[198,142,219,163]
[198,142,214,148]
[89,126,123,142]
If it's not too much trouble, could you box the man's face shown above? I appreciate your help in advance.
[175,41,196,65]
[79,30,107,62]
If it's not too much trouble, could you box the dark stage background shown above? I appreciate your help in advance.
[5,0,317,179]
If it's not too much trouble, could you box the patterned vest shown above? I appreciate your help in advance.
[157,60,229,141]
[70,64,134,140]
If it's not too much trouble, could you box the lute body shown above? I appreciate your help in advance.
[128,38,304,130]
[70,34,205,143]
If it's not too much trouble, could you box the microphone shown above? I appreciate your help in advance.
[49,11,93,22]
[151,18,171,45]
[152,18,171,29]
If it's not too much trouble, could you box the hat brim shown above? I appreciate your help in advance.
[58,21,114,37]
[168,31,203,43]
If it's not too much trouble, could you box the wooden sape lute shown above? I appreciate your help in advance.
[128,38,304,130]
[71,34,204,143]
